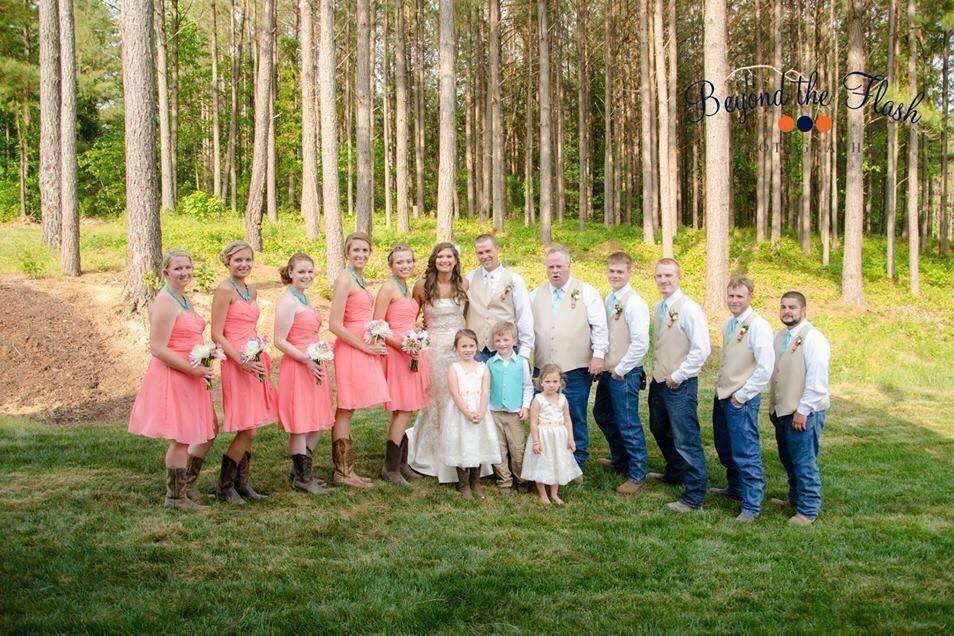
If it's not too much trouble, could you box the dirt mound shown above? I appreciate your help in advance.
[0,280,141,423]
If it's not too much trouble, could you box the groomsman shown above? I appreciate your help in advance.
[592,252,651,495]
[710,276,775,522]
[770,291,831,526]
[647,258,711,512]
[465,234,534,362]
[530,246,608,470]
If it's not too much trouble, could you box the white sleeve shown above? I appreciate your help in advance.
[510,273,536,359]
[521,357,534,408]
[671,302,711,384]
[464,269,476,284]
[797,331,830,416]
[734,317,775,403]
[614,297,650,376]
[584,285,609,359]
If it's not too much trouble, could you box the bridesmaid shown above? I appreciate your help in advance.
[129,249,217,510]
[274,252,332,494]
[373,244,430,486]
[329,232,390,488]
[211,240,278,504]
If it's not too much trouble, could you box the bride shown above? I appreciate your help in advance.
[405,243,493,483]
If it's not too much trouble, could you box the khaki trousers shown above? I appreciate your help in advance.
[491,410,527,488]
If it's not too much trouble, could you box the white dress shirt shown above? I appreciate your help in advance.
[656,288,711,384]
[720,306,775,403]
[605,284,650,377]
[786,320,831,416]
[530,277,609,359]
[465,264,535,359]
[487,351,534,412]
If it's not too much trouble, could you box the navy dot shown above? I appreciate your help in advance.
[797,115,814,132]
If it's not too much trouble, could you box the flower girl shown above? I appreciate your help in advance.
[521,363,583,505]
[441,329,501,500]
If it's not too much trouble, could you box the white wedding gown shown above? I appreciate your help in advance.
[404,298,495,483]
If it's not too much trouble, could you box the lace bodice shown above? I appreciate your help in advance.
[452,362,485,411]
[534,393,567,428]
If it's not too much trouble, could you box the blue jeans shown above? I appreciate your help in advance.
[648,377,708,508]
[712,395,765,514]
[772,410,826,519]
[593,367,647,483]
[561,367,594,469]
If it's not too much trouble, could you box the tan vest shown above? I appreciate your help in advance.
[715,312,758,399]
[532,279,592,371]
[770,325,829,416]
[466,268,516,351]
[651,295,690,382]
[604,287,634,371]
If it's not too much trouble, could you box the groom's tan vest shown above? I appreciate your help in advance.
[466,268,516,352]
[604,287,634,371]
[715,312,758,399]
[770,325,830,416]
[651,295,690,382]
[532,279,592,372]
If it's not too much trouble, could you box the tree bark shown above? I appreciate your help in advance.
[538,0,552,242]
[602,0,613,229]
[211,2,222,200]
[355,0,373,234]
[266,25,278,223]
[121,0,163,312]
[638,0,654,243]
[653,0,673,256]
[465,8,475,218]
[906,0,919,295]
[299,0,320,239]
[770,0,782,245]
[841,0,865,306]
[243,0,274,250]
[577,2,590,231]
[489,0,505,231]
[435,0,456,240]
[667,0,679,233]
[383,3,394,228]
[59,0,79,275]
[414,0,425,218]
[942,31,950,256]
[319,0,343,280]
[155,0,174,212]
[799,9,813,254]
[395,0,410,233]
[885,0,898,277]
[830,0,839,248]
[703,0,729,311]
[39,0,61,246]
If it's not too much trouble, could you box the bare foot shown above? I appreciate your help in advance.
[537,495,551,505]
[552,496,565,506]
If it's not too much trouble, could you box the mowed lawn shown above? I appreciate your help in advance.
[1,215,953,632]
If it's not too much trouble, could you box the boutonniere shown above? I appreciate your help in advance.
[735,324,749,342]
[570,289,581,309]
[613,302,624,320]
[667,309,679,329]
[790,335,805,353]
[499,282,514,303]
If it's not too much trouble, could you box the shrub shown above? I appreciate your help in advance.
[176,191,230,220]
[18,248,47,278]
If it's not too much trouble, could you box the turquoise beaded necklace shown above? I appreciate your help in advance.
[347,265,367,289]
[289,286,309,305]
[163,285,190,310]
[392,275,409,298]
[230,276,252,302]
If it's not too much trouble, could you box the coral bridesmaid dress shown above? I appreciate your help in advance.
[129,311,217,444]
[219,299,278,431]
[278,308,335,434]
[333,290,390,409]
[382,295,430,411]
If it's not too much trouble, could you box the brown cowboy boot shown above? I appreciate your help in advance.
[183,455,205,503]
[399,434,422,480]
[456,467,472,500]
[332,438,373,489]
[216,455,247,504]
[290,447,327,486]
[380,440,411,486]
[291,454,327,494]
[235,451,266,500]
[165,468,206,510]
[469,467,486,499]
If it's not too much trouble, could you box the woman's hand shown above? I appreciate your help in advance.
[304,358,325,381]
[567,439,576,451]
[532,441,542,455]
[241,358,265,377]
[190,364,214,379]
[365,340,387,356]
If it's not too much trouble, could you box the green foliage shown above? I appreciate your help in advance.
[16,247,46,278]
[176,191,231,220]
[143,270,163,293]
[78,127,125,217]
[190,260,217,292]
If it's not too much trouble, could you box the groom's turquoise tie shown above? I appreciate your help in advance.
[656,300,668,328]
[781,330,793,353]
[606,292,617,314]
[551,287,563,316]
[727,317,739,340]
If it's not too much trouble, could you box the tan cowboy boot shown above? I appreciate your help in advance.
[183,455,205,503]
[332,438,373,489]
[165,468,207,510]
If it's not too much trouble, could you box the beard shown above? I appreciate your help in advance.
[780,315,801,326]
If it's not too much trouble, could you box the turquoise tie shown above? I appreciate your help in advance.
[782,330,792,352]
[606,292,617,314]
[727,318,738,340]
[551,288,563,315]
[657,300,668,328]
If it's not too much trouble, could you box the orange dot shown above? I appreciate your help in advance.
[814,114,832,133]
[778,115,795,133]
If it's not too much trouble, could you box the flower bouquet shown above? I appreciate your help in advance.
[305,341,334,385]
[241,336,269,382]
[364,320,393,346]
[401,328,430,372]
[189,342,226,389]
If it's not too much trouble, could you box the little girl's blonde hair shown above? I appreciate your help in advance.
[536,363,566,391]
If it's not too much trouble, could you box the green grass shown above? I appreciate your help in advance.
[2,214,953,632]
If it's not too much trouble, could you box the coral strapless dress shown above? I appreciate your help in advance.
[382,296,430,411]
[333,290,390,409]
[278,308,335,434]
[219,300,278,432]
[129,311,217,444]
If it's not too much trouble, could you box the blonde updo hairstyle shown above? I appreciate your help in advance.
[219,240,255,267]
[161,248,192,275]
[280,252,315,285]
[387,243,414,266]
[343,232,373,260]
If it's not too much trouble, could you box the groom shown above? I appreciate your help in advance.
[530,246,608,470]
[465,234,534,362]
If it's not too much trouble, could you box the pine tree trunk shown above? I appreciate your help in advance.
[39,0,61,246]
[244,0,274,251]
[942,31,950,255]
[211,2,222,200]
[394,0,410,233]
[154,0,174,212]
[480,21,491,223]
[355,0,373,234]
[703,0,729,311]
[17,111,29,222]
[667,0,679,233]
[553,13,565,226]
[841,0,865,305]
[602,0,613,229]
[754,0,766,243]
[320,0,343,281]
[638,0,654,243]
[524,21,534,228]
[121,0,162,312]
[489,0,505,231]
[884,0,898,276]
[577,3,590,231]
[383,4,394,228]
[266,35,278,223]
[906,0,919,295]
[59,0,79,275]
[770,0,782,245]
[435,0,456,241]
[538,0,552,242]
[414,0,425,218]
[170,0,180,204]
[653,0,673,256]
[300,0,320,239]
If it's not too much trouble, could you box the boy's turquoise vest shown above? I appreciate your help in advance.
[488,356,524,411]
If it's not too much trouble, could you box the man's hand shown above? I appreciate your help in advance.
[588,357,605,375]
[518,408,528,420]
[792,412,807,431]
[730,395,745,408]
[665,374,681,389]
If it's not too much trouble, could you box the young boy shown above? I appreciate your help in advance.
[486,321,534,496]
